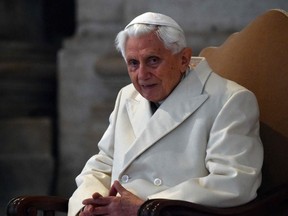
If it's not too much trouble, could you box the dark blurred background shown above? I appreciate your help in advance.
[0,0,75,213]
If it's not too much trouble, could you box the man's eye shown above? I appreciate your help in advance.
[148,56,160,66]
[128,59,139,67]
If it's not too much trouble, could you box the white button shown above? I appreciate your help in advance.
[154,178,162,186]
[121,175,130,183]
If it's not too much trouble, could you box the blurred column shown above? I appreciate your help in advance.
[57,0,129,196]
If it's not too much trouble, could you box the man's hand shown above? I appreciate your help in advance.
[80,180,144,216]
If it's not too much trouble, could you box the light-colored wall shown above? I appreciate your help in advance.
[58,0,288,197]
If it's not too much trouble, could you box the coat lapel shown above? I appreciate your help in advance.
[121,58,212,173]
[126,95,152,138]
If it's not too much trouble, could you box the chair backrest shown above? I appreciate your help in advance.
[199,9,288,193]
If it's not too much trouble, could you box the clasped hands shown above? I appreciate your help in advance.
[79,180,144,216]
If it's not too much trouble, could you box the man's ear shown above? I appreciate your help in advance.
[180,48,192,71]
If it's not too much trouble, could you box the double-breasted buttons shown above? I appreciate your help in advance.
[153,178,162,186]
[120,175,162,186]
[121,174,130,183]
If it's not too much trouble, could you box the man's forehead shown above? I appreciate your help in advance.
[125,36,171,59]
[125,32,166,50]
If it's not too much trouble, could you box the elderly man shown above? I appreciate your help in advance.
[68,12,263,216]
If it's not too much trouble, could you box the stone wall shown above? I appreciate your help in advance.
[0,0,74,214]
[57,0,288,197]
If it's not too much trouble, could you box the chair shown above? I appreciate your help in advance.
[139,8,288,216]
[7,9,288,216]
[7,196,68,216]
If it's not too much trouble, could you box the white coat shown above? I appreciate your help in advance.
[68,58,263,215]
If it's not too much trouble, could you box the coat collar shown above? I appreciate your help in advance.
[121,57,212,173]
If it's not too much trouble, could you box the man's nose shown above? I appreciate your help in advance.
[138,64,150,79]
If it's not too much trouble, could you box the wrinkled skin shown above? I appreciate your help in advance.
[79,181,144,216]
[125,31,192,102]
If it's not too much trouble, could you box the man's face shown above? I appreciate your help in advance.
[125,32,191,102]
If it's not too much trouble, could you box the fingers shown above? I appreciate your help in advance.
[111,180,127,196]
[82,197,120,216]
[82,197,102,206]
[109,182,118,196]
[83,196,113,206]
[80,205,107,216]
[81,183,127,213]
[82,193,102,205]
[79,205,94,216]
[92,192,103,199]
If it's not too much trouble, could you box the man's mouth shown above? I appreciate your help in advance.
[141,84,157,89]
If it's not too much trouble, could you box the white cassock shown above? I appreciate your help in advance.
[68,57,263,216]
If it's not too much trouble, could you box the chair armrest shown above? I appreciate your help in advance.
[7,196,68,216]
[138,183,288,216]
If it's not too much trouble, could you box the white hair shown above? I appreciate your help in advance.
[115,24,187,60]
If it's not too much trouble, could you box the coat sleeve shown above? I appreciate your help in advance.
[147,90,264,207]
[67,124,115,215]
[67,89,124,216]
